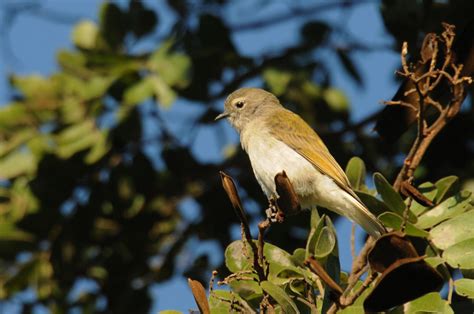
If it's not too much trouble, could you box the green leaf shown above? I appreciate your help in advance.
[323,88,349,112]
[409,182,438,216]
[442,239,474,269]
[306,212,325,258]
[430,210,474,250]
[345,157,366,190]
[149,75,177,107]
[314,226,336,258]
[454,278,474,298]
[225,240,252,273]
[85,130,110,164]
[148,40,191,88]
[123,78,154,106]
[209,290,254,314]
[378,212,429,237]
[0,222,34,241]
[0,151,36,179]
[425,256,445,268]
[435,176,460,203]
[72,20,99,49]
[260,281,299,314]
[291,248,306,266]
[356,191,390,217]
[416,191,472,229]
[159,311,182,314]
[229,279,262,302]
[10,74,57,100]
[0,103,29,129]
[403,292,453,314]
[263,68,292,96]
[374,172,416,223]
[0,128,36,157]
[264,242,295,268]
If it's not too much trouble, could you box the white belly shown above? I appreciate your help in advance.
[242,129,348,213]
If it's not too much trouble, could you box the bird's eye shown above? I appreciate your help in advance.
[235,101,245,109]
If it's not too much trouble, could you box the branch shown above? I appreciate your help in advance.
[393,23,472,191]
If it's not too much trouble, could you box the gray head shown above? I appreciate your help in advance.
[215,88,282,132]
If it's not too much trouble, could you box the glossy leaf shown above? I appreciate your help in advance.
[374,172,417,223]
[260,281,299,314]
[403,292,453,314]
[435,176,460,203]
[345,156,366,190]
[409,182,437,216]
[454,278,474,298]
[442,239,474,269]
[430,210,474,250]
[224,240,252,273]
[356,191,390,217]
[314,226,336,258]
[416,190,472,229]
[378,212,429,237]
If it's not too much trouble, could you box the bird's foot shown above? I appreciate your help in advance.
[266,198,285,223]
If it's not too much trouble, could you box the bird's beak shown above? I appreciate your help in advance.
[215,112,229,121]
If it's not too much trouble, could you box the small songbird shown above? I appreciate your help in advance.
[216,88,386,238]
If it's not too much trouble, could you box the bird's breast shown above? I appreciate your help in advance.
[241,126,329,207]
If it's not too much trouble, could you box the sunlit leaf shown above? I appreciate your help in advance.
[263,68,292,96]
[148,40,191,88]
[454,278,474,298]
[442,239,474,269]
[403,292,453,314]
[72,20,99,49]
[345,157,366,190]
[430,210,474,250]
[0,152,36,179]
[225,240,252,273]
[323,88,349,112]
[435,176,460,204]
[416,190,472,229]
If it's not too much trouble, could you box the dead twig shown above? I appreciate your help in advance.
[393,23,472,191]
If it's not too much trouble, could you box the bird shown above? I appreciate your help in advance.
[216,87,386,238]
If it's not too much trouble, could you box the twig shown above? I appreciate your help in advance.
[393,23,472,191]
[209,270,218,294]
[448,277,454,304]
[350,223,356,262]
[258,219,271,275]
[304,256,344,297]
[340,272,377,306]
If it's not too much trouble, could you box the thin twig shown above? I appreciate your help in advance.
[350,223,356,262]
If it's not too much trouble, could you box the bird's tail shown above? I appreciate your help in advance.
[346,194,386,239]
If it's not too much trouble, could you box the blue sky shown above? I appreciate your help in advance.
[0,1,400,312]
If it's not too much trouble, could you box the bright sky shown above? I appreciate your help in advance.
[0,1,400,313]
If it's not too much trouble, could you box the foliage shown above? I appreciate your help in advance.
[0,0,473,313]
[205,159,473,313]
